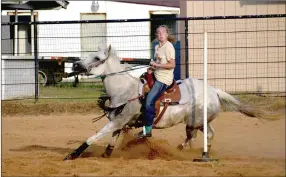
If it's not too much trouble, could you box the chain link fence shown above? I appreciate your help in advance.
[1,14,285,101]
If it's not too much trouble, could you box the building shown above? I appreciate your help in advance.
[178,0,285,94]
[2,1,180,78]
[1,0,68,100]
[2,1,179,58]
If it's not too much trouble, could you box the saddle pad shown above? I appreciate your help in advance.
[138,79,146,96]
[177,80,191,105]
[138,80,145,96]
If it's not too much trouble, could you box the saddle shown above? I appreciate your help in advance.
[139,70,181,126]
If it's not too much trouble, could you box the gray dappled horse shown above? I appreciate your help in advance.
[63,45,266,160]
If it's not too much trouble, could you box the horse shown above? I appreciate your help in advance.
[63,44,269,160]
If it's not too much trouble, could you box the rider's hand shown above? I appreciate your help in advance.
[150,61,157,67]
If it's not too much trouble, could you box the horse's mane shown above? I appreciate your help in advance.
[108,47,141,81]
[109,47,120,60]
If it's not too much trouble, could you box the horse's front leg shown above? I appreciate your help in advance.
[101,129,122,158]
[63,120,120,161]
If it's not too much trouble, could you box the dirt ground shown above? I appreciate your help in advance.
[2,111,285,176]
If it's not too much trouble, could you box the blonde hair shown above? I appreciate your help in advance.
[156,25,176,44]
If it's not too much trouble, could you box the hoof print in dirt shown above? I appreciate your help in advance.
[148,148,159,160]
[177,144,184,150]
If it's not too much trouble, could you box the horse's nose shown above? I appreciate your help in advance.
[72,61,87,72]
[72,61,79,71]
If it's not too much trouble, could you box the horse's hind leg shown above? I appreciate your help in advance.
[101,129,121,158]
[198,123,215,151]
[177,125,198,150]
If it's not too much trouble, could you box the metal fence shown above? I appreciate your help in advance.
[1,14,285,101]
[187,15,286,95]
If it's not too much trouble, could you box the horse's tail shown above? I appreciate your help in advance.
[215,88,280,120]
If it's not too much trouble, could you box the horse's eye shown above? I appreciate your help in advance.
[95,57,100,61]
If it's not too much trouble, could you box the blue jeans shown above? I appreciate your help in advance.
[144,80,168,126]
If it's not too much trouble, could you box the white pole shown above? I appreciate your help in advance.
[14,9,18,56]
[194,31,217,162]
[31,10,34,55]
[203,32,208,153]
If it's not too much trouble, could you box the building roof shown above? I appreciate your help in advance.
[112,0,179,8]
[112,0,285,8]
[1,0,69,10]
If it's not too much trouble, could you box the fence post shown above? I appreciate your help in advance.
[33,16,39,102]
[185,19,189,78]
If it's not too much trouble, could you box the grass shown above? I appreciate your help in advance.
[39,82,105,100]
[2,83,106,117]
[2,84,285,117]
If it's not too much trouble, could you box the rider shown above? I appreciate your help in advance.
[137,25,176,138]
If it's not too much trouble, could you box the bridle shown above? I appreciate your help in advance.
[86,47,112,75]
[86,48,149,81]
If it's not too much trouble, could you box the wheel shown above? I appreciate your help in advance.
[38,70,47,86]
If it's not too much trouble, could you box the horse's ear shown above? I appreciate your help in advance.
[107,44,111,54]
[103,44,112,58]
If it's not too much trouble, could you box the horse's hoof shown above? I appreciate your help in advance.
[63,142,89,161]
[63,154,74,161]
[101,152,110,158]
[177,144,184,150]
[63,151,81,161]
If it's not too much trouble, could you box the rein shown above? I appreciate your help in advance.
[98,65,149,81]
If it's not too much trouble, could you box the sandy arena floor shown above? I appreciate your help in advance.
[2,112,285,176]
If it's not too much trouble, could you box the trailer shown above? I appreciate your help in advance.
[37,56,80,85]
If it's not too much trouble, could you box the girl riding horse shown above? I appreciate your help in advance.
[137,25,177,138]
